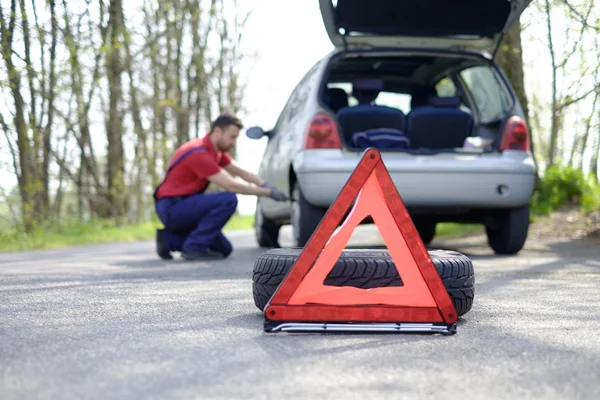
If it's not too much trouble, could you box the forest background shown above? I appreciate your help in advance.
[1,0,599,251]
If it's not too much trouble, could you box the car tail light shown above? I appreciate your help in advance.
[304,113,342,149]
[500,116,530,151]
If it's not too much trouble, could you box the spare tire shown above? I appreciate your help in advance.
[252,248,475,317]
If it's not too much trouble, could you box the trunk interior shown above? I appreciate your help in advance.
[319,51,514,154]
[331,0,514,38]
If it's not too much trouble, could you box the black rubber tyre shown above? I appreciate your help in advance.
[291,184,326,247]
[252,248,475,317]
[254,200,281,248]
[414,220,436,246]
[485,204,530,255]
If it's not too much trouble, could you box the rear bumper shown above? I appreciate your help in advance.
[293,149,536,209]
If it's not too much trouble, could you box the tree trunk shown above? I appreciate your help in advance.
[494,21,529,121]
[575,92,598,170]
[62,0,104,218]
[0,0,39,232]
[144,0,161,186]
[105,0,126,220]
[43,0,58,221]
[545,0,559,166]
[173,1,189,147]
[592,107,600,181]
[19,0,47,219]
[123,12,150,223]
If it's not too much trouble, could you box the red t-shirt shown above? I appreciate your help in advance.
[155,134,232,199]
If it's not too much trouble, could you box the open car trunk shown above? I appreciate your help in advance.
[319,51,520,154]
[319,0,532,55]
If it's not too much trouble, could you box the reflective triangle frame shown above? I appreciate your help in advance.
[264,148,459,334]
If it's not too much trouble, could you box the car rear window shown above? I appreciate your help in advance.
[327,82,411,114]
[459,65,512,123]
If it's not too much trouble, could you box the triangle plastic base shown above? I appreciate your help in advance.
[264,321,457,335]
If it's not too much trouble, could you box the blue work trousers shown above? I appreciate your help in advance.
[155,191,238,256]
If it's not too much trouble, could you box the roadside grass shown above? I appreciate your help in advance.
[0,214,254,253]
[0,216,481,253]
[435,222,483,239]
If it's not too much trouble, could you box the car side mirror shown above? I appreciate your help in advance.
[246,126,269,139]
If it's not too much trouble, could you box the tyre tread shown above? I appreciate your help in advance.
[252,248,475,316]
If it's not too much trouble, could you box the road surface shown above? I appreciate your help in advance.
[1,226,600,400]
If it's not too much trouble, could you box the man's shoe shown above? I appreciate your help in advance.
[181,249,225,261]
[156,229,173,260]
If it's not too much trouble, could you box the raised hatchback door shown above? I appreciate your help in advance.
[319,0,531,54]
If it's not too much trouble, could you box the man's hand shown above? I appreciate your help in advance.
[263,182,289,201]
[269,187,289,202]
[207,170,289,200]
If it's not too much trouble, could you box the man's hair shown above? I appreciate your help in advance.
[210,112,243,133]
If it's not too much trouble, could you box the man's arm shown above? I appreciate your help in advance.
[208,168,271,197]
[223,159,264,186]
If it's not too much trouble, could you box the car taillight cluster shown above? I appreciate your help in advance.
[304,113,342,149]
[499,116,530,151]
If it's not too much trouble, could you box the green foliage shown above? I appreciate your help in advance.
[532,165,600,215]
[436,223,483,239]
[581,180,600,214]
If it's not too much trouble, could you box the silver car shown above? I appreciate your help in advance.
[247,0,536,255]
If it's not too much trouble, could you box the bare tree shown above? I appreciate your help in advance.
[0,0,46,231]
[539,0,600,166]
[0,0,252,233]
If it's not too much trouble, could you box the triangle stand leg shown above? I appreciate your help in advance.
[265,322,458,335]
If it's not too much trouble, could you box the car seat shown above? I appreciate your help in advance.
[406,96,473,149]
[336,79,406,142]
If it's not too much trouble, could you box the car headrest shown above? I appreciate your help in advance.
[352,79,384,91]
[410,85,437,109]
[324,88,349,112]
[428,96,461,108]
[352,79,384,104]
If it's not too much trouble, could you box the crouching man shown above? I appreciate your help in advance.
[153,113,288,261]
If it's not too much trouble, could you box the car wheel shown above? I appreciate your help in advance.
[252,248,475,317]
[414,220,436,246]
[291,184,326,247]
[485,204,530,255]
[254,199,281,248]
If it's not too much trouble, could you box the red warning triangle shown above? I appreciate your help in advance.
[264,148,458,331]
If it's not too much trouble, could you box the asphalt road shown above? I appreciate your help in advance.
[1,226,600,400]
